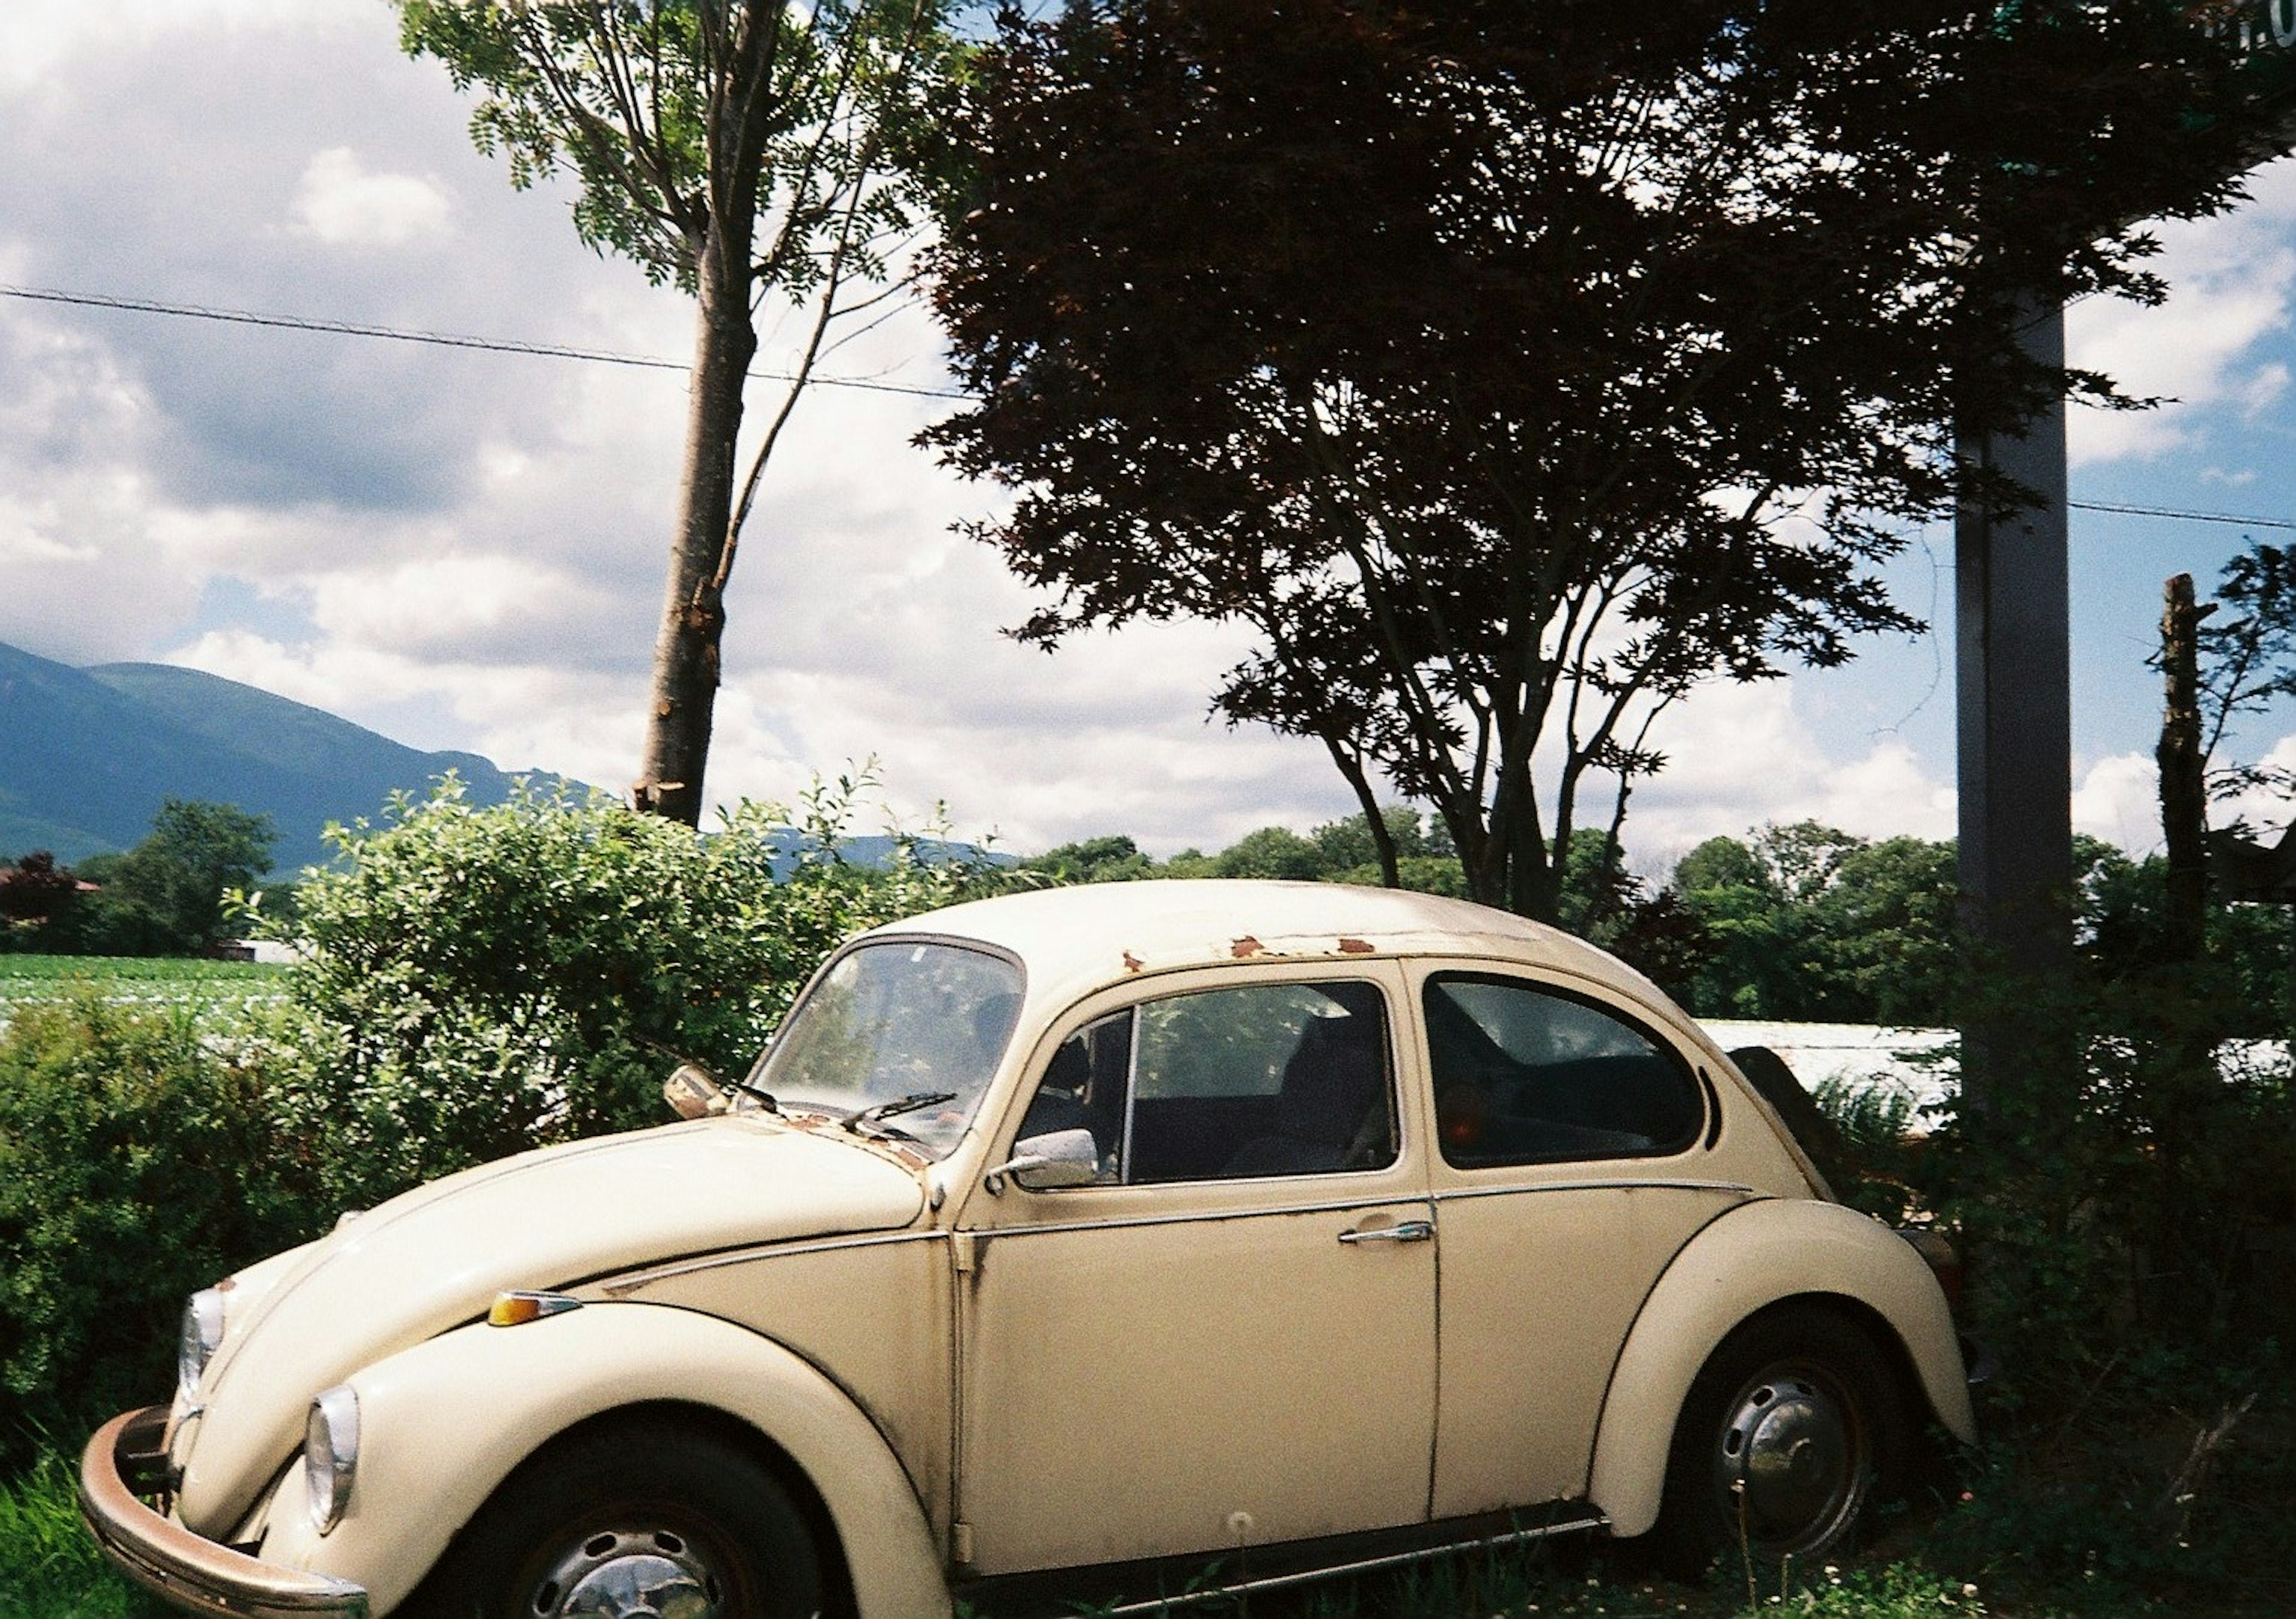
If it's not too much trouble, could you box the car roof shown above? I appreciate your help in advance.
[858,879,1671,1015]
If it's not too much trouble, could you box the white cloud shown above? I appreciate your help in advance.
[2242,361,2291,416]
[1595,682,1961,876]
[292,148,454,248]
[2069,155,2296,466]
[0,1,326,94]
[309,554,618,655]
[2072,752,2160,854]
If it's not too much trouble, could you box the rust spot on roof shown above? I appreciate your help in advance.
[1122,950,1145,973]
[1231,936,1265,958]
[1337,937,1375,955]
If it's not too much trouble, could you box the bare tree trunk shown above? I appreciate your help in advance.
[2158,572,2211,961]
[634,233,757,826]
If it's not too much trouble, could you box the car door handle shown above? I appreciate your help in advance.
[1338,1219,1434,1245]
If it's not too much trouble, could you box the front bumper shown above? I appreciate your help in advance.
[78,1407,370,1619]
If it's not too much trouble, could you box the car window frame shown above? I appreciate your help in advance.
[1416,967,1709,1171]
[972,960,1424,1212]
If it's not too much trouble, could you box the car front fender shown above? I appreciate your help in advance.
[254,1301,948,1619]
[1586,1197,1976,1539]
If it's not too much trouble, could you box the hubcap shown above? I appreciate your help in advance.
[1712,1368,1865,1554]
[528,1528,722,1619]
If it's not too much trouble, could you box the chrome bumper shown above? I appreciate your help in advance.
[79,1407,370,1619]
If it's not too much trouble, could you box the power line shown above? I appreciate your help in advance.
[0,282,968,401]
[2069,498,2296,532]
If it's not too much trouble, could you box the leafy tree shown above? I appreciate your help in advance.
[49,801,276,957]
[1673,823,1957,1024]
[1211,825,1324,884]
[1019,834,1159,885]
[924,1,2262,921]
[398,0,960,824]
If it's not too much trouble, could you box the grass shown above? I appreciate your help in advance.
[0,1451,168,1619]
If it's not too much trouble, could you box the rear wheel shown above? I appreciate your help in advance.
[405,1416,823,1619]
[1651,1305,1907,1577]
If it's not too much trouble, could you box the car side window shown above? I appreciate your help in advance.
[1423,973,1702,1167]
[1013,980,1397,1185]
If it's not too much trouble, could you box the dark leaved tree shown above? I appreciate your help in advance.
[924,0,2262,920]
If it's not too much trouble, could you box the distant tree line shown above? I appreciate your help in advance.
[1018,810,2294,1035]
[0,800,276,957]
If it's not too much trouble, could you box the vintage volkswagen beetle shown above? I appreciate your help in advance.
[83,880,1975,1619]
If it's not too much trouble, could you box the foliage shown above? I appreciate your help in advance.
[267,775,988,1203]
[926,0,2261,920]
[2194,540,2296,819]
[1016,807,1472,898]
[1672,824,1959,1024]
[27,801,275,959]
[0,1449,169,1618]
[0,996,331,1477]
[398,0,962,824]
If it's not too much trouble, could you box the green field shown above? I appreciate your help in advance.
[0,955,284,1018]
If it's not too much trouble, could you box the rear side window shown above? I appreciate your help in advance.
[1423,973,1702,1167]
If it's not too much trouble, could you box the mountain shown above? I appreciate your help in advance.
[1,640,552,873]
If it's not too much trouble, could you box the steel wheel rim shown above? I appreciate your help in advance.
[515,1513,740,1619]
[1709,1361,1870,1557]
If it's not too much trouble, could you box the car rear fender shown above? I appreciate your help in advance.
[254,1301,948,1619]
[1586,1197,1976,1539]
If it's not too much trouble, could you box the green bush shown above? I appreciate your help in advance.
[266,774,992,1208]
[1912,959,2296,1605]
[0,997,332,1476]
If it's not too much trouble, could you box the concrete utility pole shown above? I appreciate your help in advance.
[1950,15,2296,1111]
[1954,301,2074,1114]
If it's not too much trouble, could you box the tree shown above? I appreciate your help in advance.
[924,1,2262,920]
[398,0,960,824]
[1671,823,1956,1024]
[54,801,276,956]
[1019,833,1159,885]
[2193,542,2296,813]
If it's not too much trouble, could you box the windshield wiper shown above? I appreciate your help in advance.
[839,1090,958,1138]
[726,1079,781,1114]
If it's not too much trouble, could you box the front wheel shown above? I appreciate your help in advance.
[1650,1305,1908,1577]
[403,1416,825,1619]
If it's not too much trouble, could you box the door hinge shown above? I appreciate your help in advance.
[951,1231,977,1275]
[951,1520,976,1566]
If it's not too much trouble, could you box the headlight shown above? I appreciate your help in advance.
[303,1385,361,1535]
[177,1288,226,1402]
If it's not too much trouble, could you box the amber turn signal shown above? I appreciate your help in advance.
[487,1291,584,1328]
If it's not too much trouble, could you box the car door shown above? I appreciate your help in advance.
[951,962,1436,1577]
[1410,966,1756,1520]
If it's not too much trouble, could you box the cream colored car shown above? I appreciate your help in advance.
[83,881,1975,1619]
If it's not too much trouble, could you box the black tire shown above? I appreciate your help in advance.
[1649,1305,1908,1579]
[399,1415,825,1619]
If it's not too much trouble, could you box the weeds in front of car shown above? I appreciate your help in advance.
[0,1447,167,1619]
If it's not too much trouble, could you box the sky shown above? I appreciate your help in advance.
[4,2,2296,872]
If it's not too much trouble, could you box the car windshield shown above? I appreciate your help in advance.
[752,939,1024,1160]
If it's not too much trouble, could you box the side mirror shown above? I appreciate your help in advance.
[664,1062,730,1121]
[985,1128,1101,1193]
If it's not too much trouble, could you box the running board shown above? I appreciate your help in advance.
[958,1507,1610,1618]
